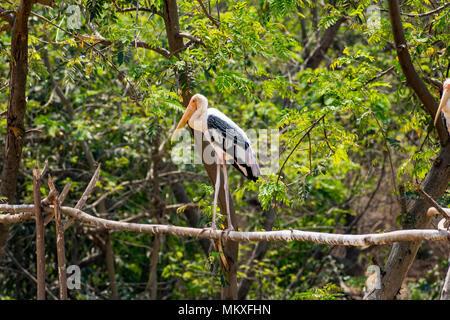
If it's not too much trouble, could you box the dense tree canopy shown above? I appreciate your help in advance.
[0,0,449,300]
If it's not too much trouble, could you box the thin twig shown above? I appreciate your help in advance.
[64,164,101,231]
[322,117,334,153]
[195,0,220,27]
[58,182,71,205]
[365,66,395,86]
[371,112,401,210]
[33,162,46,300]
[277,114,326,183]
[418,187,450,220]
[307,132,312,174]
[44,182,71,226]
[381,3,450,18]
[5,250,58,300]
[41,189,57,207]
[40,159,48,178]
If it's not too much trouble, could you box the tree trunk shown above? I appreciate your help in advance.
[162,0,239,299]
[104,232,119,299]
[366,144,450,299]
[365,0,450,299]
[301,17,346,70]
[0,0,34,263]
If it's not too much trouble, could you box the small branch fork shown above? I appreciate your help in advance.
[27,161,99,300]
[418,187,450,230]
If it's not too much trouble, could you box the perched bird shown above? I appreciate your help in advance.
[171,94,260,230]
[434,79,450,133]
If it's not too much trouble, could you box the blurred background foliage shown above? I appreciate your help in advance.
[0,0,449,299]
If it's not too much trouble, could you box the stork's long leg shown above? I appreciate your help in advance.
[222,153,233,230]
[212,159,221,230]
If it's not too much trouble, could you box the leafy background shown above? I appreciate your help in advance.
[0,0,449,299]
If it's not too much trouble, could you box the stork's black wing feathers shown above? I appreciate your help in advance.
[207,115,249,149]
[207,113,260,181]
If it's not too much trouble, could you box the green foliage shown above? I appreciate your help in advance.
[291,283,343,300]
[0,0,448,300]
[406,262,448,300]
[247,175,288,210]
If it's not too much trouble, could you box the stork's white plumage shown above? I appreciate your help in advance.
[434,79,450,133]
[172,94,260,230]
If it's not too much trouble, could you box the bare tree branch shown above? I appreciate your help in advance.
[178,32,204,45]
[48,176,67,300]
[418,187,450,220]
[301,17,346,70]
[5,249,58,300]
[63,164,101,231]
[381,3,450,18]
[33,162,45,300]
[195,0,220,28]
[1,203,450,246]
[387,0,448,145]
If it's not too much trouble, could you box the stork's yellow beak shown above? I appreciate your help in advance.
[434,88,450,126]
[171,101,196,142]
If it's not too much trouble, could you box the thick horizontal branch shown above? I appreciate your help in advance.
[0,204,449,246]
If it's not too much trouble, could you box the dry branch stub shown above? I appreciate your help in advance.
[48,175,68,300]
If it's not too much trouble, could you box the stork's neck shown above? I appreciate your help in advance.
[188,103,208,132]
[443,96,450,116]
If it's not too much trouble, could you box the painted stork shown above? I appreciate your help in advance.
[434,79,450,133]
[171,94,260,230]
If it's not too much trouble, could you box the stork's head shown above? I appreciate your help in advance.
[434,79,450,126]
[171,94,208,142]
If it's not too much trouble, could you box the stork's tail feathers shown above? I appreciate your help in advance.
[249,161,261,182]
